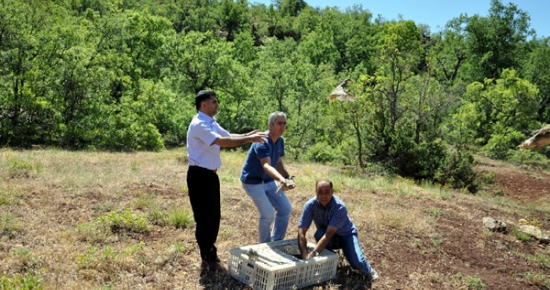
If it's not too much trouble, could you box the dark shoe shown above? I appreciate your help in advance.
[201,261,225,272]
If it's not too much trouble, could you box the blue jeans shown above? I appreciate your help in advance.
[315,228,373,275]
[242,181,292,243]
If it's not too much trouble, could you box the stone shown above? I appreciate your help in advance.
[482,217,507,233]
[518,225,550,244]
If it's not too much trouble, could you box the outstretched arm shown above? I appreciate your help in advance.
[230,129,261,138]
[212,131,267,148]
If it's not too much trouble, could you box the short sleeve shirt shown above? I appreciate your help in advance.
[298,196,357,237]
[186,111,230,170]
[240,134,284,184]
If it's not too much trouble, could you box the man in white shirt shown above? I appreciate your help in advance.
[186,90,267,271]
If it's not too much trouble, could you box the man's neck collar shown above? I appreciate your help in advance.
[268,132,281,143]
[198,111,215,121]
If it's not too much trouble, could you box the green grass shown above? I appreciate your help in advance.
[95,209,151,233]
[466,276,486,290]
[0,272,44,290]
[163,207,194,229]
[0,211,20,238]
[526,253,550,270]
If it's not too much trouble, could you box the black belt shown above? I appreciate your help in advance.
[188,165,217,173]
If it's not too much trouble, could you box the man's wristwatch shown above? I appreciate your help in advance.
[312,250,319,257]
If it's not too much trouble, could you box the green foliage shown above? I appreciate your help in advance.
[7,159,42,178]
[462,0,532,82]
[76,222,110,243]
[523,38,550,122]
[95,209,151,233]
[0,188,20,206]
[305,142,341,164]
[0,211,20,238]
[522,272,550,288]
[526,253,550,270]
[479,172,496,184]
[466,276,486,290]
[431,208,448,217]
[77,245,118,269]
[0,272,44,290]
[508,149,550,170]
[0,0,548,184]
[164,208,194,229]
[479,132,524,160]
[389,139,448,182]
[435,151,481,193]
[514,227,532,241]
[450,69,539,150]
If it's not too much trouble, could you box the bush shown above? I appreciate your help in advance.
[435,151,481,193]
[0,272,44,290]
[389,139,448,181]
[508,149,550,170]
[164,208,194,229]
[479,132,524,160]
[99,115,165,151]
[95,209,151,233]
[7,159,43,178]
[306,141,342,163]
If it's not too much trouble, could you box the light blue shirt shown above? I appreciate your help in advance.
[298,196,358,237]
[186,111,230,170]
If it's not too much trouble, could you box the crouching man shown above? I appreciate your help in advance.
[297,179,378,281]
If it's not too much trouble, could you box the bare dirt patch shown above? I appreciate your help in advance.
[476,159,550,203]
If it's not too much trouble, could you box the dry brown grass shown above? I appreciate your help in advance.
[1,148,550,289]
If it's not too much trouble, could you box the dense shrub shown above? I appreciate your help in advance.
[435,151,481,193]
[306,141,342,164]
[389,139,448,182]
[508,149,550,170]
[479,132,524,160]
[385,137,480,193]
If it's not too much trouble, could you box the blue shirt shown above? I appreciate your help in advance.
[298,196,358,237]
[240,134,284,184]
[186,111,230,170]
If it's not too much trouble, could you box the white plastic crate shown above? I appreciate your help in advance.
[228,239,338,290]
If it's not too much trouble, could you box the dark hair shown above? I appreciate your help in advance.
[195,90,216,111]
[316,179,333,189]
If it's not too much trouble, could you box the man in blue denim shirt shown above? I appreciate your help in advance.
[298,179,378,281]
[240,111,295,243]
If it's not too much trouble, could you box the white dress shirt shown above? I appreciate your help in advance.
[186,111,230,170]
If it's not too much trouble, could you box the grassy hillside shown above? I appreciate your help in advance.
[1,148,550,289]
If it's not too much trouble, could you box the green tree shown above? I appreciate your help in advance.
[0,0,68,146]
[297,23,340,69]
[365,20,422,159]
[218,0,249,41]
[429,18,469,89]
[523,37,550,122]
[461,0,533,82]
[450,69,539,158]
[276,0,307,17]
[163,31,239,95]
